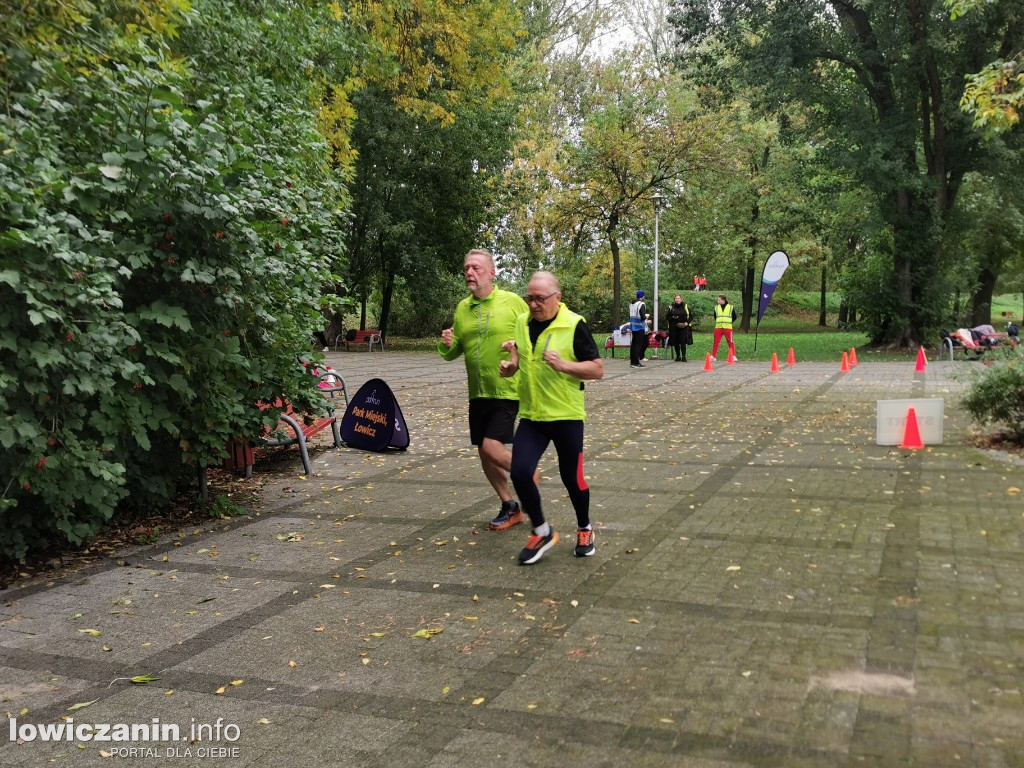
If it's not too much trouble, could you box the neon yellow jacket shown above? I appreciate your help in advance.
[513,303,586,421]
[714,304,736,329]
[438,288,528,400]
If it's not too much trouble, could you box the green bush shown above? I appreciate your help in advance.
[0,1,350,560]
[961,359,1024,442]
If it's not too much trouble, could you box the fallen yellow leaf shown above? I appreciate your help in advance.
[411,628,444,638]
[472,697,485,706]
[215,686,226,695]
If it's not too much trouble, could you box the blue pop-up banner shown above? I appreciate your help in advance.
[340,378,409,451]
[757,250,790,326]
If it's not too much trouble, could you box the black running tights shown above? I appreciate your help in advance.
[509,419,590,530]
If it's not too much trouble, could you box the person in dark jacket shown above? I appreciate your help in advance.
[665,294,692,362]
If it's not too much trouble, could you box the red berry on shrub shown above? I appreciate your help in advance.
[168,257,177,265]
[162,212,173,223]
[36,458,47,470]
[281,218,288,226]
[65,333,75,341]
[73,272,82,279]
[216,230,225,238]
[127,344,136,351]
[23,482,30,491]
[48,438,57,447]
[223,330,231,335]
[274,242,280,250]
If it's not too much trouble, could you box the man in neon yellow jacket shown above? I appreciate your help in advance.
[499,271,604,564]
[439,249,529,530]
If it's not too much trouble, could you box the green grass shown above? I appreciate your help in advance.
[992,293,1024,323]
[685,329,899,363]
[380,329,916,362]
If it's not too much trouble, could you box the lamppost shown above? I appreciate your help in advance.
[651,192,665,354]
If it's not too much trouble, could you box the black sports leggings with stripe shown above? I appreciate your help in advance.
[509,419,590,530]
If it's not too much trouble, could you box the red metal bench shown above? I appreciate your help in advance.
[335,329,384,352]
[603,332,665,358]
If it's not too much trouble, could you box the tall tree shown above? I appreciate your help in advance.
[671,0,1024,347]
[346,87,516,338]
[946,165,1024,325]
[551,54,727,326]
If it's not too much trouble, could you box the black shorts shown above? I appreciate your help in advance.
[468,398,519,446]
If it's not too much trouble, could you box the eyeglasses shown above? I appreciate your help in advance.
[524,291,557,304]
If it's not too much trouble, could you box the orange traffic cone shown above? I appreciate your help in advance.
[840,351,850,372]
[787,347,796,365]
[850,348,858,367]
[726,350,736,365]
[900,407,924,450]
[915,347,927,372]
[770,353,780,373]
[703,353,713,372]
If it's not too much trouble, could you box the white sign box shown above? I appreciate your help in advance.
[876,399,944,445]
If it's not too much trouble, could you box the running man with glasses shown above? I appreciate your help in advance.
[499,271,604,564]
[440,249,530,530]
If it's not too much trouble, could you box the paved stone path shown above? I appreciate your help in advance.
[3,353,1023,767]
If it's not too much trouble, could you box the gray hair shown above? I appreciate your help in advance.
[531,270,561,293]
[465,249,495,269]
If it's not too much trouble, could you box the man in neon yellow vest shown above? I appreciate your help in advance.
[499,271,604,564]
[440,249,530,531]
[711,293,738,362]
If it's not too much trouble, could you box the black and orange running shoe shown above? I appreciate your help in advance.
[489,500,525,531]
[574,528,595,557]
[518,529,558,565]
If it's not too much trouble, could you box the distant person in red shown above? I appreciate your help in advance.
[693,275,700,292]
[699,275,707,291]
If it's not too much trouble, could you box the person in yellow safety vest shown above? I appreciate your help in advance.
[499,271,604,565]
[711,293,738,362]
[439,249,530,531]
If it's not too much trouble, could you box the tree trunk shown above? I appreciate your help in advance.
[818,263,828,327]
[838,299,848,328]
[969,266,997,327]
[360,293,367,331]
[609,212,622,328]
[379,269,395,340]
[739,264,754,332]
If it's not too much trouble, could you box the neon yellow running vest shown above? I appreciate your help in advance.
[514,304,587,422]
[714,304,735,329]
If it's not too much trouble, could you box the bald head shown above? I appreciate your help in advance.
[530,271,560,293]
[525,271,562,322]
